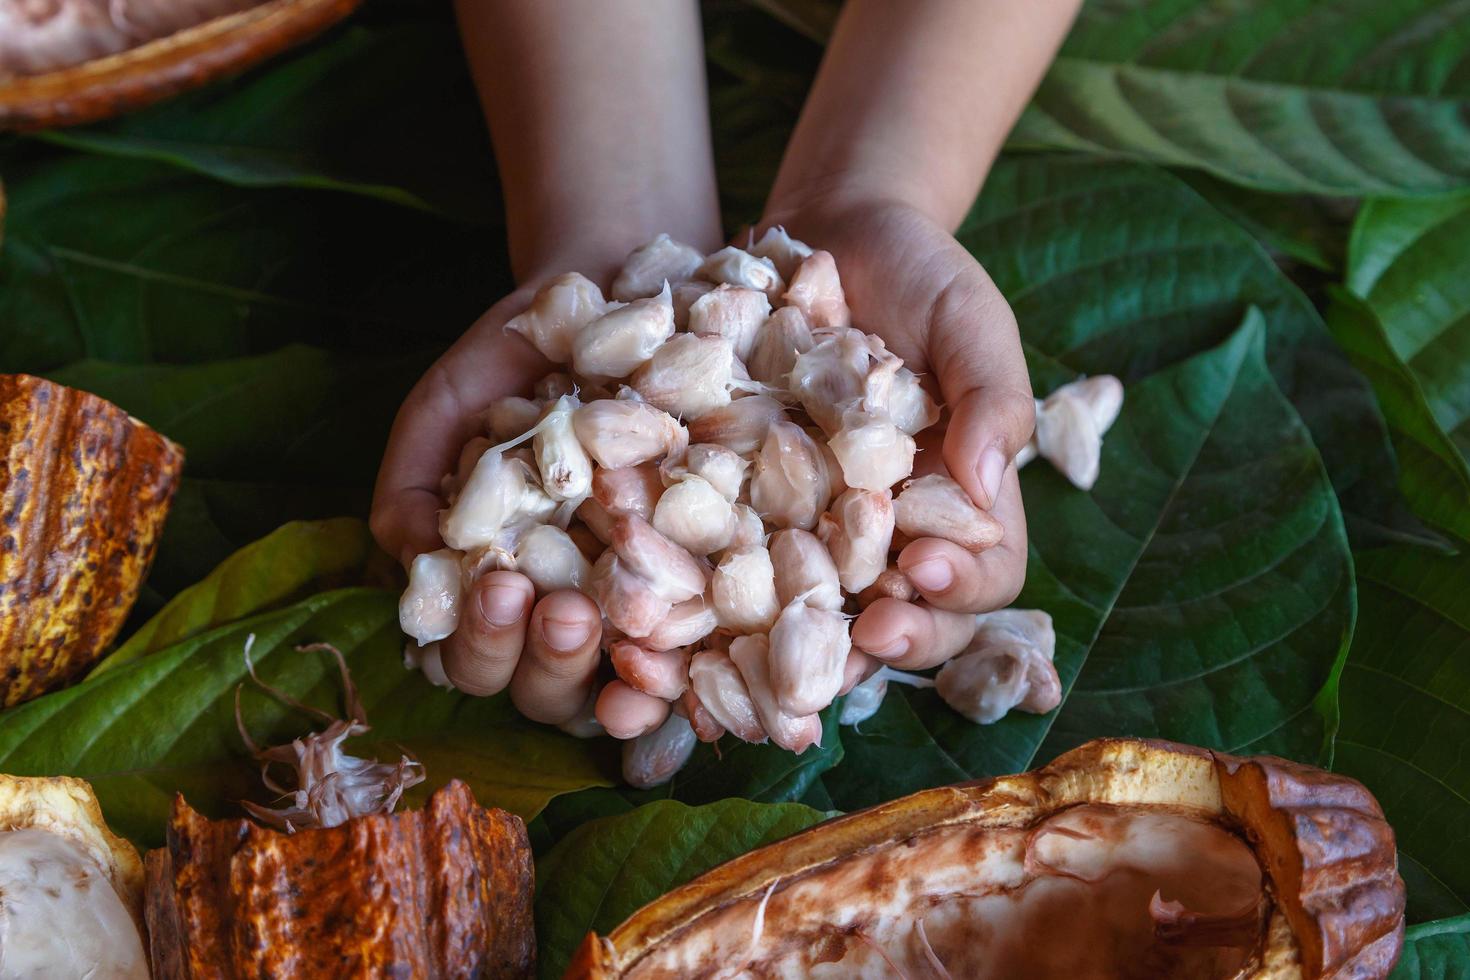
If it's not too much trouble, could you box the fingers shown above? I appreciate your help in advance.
[596,680,671,739]
[926,262,1034,510]
[441,571,536,696]
[510,590,604,724]
[896,464,1028,613]
[851,598,978,670]
[370,293,550,567]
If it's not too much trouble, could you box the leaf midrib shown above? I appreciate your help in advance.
[1025,332,1253,767]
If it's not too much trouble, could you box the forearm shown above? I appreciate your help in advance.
[455,0,723,284]
[765,0,1080,230]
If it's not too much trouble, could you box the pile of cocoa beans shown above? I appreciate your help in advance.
[399,230,1109,788]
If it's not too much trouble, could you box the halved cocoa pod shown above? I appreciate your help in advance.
[567,738,1405,980]
[0,773,149,975]
[0,373,183,706]
[147,780,535,979]
[0,0,362,130]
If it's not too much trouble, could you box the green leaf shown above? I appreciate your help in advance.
[1392,915,1470,979]
[0,149,504,373]
[827,314,1355,808]
[1177,172,1348,273]
[1335,545,1470,922]
[744,0,1470,195]
[0,588,610,847]
[535,798,825,979]
[1348,191,1470,463]
[1325,290,1470,544]
[34,345,431,605]
[35,19,499,222]
[92,517,381,676]
[968,154,1432,551]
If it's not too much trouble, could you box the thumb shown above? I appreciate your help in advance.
[928,273,1034,510]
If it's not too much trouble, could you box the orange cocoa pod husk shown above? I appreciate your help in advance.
[0,373,183,705]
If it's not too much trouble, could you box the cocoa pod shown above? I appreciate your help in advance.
[567,739,1405,980]
[0,374,182,706]
[147,781,534,979]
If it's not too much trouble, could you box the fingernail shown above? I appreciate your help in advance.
[905,558,953,594]
[541,616,592,652]
[978,446,1007,509]
[865,637,908,661]
[479,585,526,627]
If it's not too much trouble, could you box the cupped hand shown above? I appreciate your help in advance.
[371,288,605,725]
[763,199,1035,667]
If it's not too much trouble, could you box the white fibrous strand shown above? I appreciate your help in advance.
[398,231,1064,780]
[236,639,424,832]
[484,396,543,443]
[838,666,935,727]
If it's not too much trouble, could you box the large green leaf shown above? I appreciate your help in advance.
[1393,915,1470,979]
[0,588,610,847]
[826,315,1355,808]
[1325,291,1470,544]
[968,154,1430,550]
[744,0,1470,195]
[0,149,503,373]
[40,345,428,600]
[1335,545,1470,923]
[37,17,498,222]
[1348,191,1470,462]
[535,799,825,979]
[93,517,382,676]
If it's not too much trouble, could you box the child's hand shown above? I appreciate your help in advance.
[371,290,607,725]
[764,199,1034,669]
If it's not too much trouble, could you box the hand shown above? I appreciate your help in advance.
[763,198,1034,669]
[371,286,606,726]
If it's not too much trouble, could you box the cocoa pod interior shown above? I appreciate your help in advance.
[567,739,1405,980]
[0,0,363,130]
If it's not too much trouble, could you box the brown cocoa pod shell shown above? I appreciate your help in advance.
[0,373,183,706]
[567,738,1405,980]
[0,0,362,130]
[146,780,536,979]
